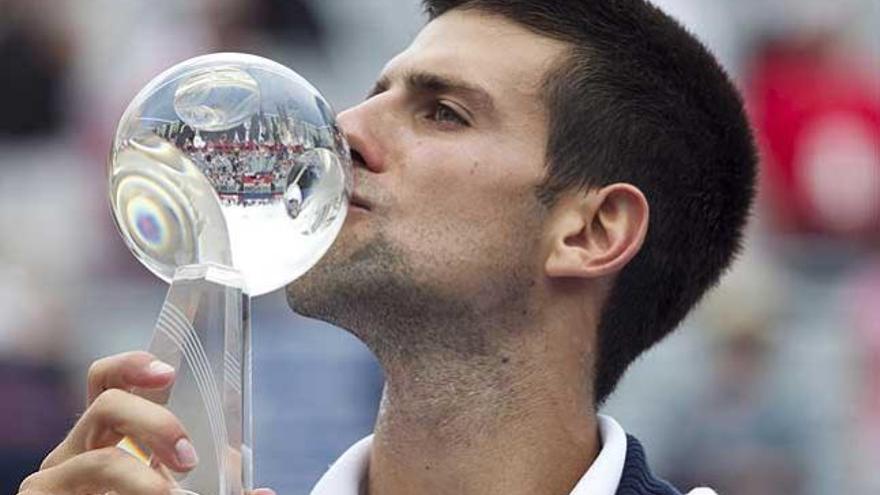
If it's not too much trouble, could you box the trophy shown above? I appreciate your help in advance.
[108,53,353,495]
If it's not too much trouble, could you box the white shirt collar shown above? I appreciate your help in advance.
[310,414,627,495]
[569,414,627,494]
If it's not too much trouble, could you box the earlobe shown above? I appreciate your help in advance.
[544,184,649,280]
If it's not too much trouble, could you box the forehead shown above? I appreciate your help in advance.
[383,9,568,115]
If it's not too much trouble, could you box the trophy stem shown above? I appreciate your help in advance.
[118,263,253,495]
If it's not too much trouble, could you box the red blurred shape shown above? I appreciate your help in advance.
[748,41,880,240]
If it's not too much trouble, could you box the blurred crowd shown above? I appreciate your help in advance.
[0,0,876,493]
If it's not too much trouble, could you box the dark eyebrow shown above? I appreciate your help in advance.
[368,70,496,115]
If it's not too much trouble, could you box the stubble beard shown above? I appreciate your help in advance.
[286,212,546,438]
[285,231,494,367]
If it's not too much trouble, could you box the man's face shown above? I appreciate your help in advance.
[287,10,567,349]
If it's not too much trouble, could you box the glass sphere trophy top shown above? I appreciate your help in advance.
[108,53,352,494]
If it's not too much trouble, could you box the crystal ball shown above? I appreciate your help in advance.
[108,53,352,295]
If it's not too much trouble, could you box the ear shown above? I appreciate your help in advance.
[545,183,649,280]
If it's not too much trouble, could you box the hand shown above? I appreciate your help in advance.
[17,351,275,495]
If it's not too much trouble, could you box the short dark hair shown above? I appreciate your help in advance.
[422,0,757,405]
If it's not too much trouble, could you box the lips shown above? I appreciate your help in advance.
[349,151,376,212]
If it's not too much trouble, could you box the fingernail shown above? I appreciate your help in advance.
[175,438,199,468]
[252,489,277,495]
[148,360,175,377]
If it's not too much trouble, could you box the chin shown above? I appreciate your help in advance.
[284,233,397,324]
[284,260,342,321]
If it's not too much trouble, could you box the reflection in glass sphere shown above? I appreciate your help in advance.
[109,53,352,295]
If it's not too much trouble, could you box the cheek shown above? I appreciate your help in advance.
[393,165,513,251]
[382,129,547,275]
[387,170,544,296]
[400,137,541,220]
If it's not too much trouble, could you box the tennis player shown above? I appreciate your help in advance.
[19,1,755,494]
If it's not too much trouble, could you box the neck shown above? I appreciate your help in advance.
[365,318,599,495]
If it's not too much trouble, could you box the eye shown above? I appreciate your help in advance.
[366,81,387,100]
[429,102,469,127]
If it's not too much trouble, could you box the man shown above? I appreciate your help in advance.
[19,1,755,494]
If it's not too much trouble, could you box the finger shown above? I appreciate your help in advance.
[20,447,172,495]
[87,351,176,405]
[16,489,52,495]
[250,489,277,495]
[43,389,197,473]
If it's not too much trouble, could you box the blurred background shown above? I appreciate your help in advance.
[0,0,876,493]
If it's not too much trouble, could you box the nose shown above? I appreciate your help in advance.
[337,100,387,174]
